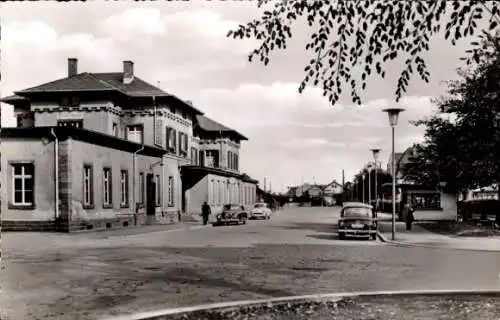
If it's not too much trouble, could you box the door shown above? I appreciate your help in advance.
[199,150,205,167]
[146,173,156,216]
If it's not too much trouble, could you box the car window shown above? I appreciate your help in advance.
[254,203,267,208]
[223,204,231,210]
[342,207,372,218]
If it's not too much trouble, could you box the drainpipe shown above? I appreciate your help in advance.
[50,129,59,222]
[133,144,145,225]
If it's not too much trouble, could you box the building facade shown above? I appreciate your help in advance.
[180,115,258,216]
[0,58,258,231]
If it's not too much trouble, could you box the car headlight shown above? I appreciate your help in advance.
[339,221,344,227]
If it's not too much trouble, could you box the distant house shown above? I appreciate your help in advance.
[322,180,343,196]
[308,185,323,198]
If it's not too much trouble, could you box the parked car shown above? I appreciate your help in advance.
[213,204,248,226]
[337,202,377,240]
[250,203,272,220]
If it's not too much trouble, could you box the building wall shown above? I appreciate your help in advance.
[68,138,165,230]
[1,138,56,225]
[123,106,193,152]
[33,101,116,134]
[185,174,257,216]
[186,175,209,215]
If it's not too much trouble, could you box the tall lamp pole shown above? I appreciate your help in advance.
[367,163,373,206]
[362,174,366,203]
[371,148,381,211]
[383,107,404,241]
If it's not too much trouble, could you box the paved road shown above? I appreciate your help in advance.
[2,206,500,320]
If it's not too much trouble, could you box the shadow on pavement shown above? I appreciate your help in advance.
[307,233,339,241]
[278,222,338,233]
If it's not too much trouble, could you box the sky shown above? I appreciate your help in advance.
[1,2,475,192]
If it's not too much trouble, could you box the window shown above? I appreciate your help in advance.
[170,106,176,114]
[168,176,174,206]
[11,163,34,206]
[120,170,129,207]
[235,154,239,171]
[112,123,118,136]
[155,174,161,206]
[60,96,80,107]
[182,133,188,156]
[127,125,143,144]
[191,147,198,165]
[83,165,94,208]
[57,119,83,128]
[103,167,112,207]
[228,151,232,169]
[206,150,219,168]
[182,110,187,119]
[178,131,183,155]
[139,172,145,204]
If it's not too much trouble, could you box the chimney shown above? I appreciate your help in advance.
[123,60,134,84]
[186,100,193,106]
[68,58,78,77]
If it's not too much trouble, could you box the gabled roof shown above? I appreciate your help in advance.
[195,115,248,140]
[323,180,343,189]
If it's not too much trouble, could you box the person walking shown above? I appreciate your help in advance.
[201,201,211,225]
[403,202,415,230]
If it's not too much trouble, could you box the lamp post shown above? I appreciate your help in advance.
[383,107,404,241]
[362,174,366,203]
[371,148,381,211]
[367,163,373,206]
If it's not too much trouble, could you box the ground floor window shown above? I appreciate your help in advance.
[103,167,112,207]
[120,170,129,207]
[408,193,441,209]
[139,172,145,205]
[155,174,161,206]
[83,165,94,208]
[168,176,174,206]
[11,162,34,206]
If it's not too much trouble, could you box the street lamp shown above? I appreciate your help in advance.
[362,174,366,203]
[383,107,404,241]
[367,163,373,206]
[371,148,381,211]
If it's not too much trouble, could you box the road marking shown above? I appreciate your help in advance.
[103,288,500,320]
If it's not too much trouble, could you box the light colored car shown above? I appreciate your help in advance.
[250,203,272,220]
[337,202,377,240]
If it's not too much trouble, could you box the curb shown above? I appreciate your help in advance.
[103,288,500,320]
[376,231,500,253]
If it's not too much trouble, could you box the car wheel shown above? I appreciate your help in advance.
[338,232,345,240]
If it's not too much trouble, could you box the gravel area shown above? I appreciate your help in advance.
[167,294,500,320]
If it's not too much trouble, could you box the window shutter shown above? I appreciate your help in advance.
[166,127,170,149]
[183,133,188,152]
[173,129,177,153]
[155,119,164,147]
[178,131,182,154]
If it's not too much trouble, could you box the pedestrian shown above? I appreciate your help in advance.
[404,202,415,231]
[201,201,211,225]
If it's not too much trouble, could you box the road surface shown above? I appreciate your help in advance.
[2,206,500,320]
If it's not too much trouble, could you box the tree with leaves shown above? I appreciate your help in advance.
[228,0,500,106]
[405,34,500,196]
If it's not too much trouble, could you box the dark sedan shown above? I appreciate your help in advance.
[337,202,377,240]
[213,204,248,226]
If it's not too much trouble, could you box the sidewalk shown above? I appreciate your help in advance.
[69,221,207,239]
[378,224,500,252]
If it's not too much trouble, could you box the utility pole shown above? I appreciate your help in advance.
[264,177,267,193]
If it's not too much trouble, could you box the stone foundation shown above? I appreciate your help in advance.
[2,220,57,232]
